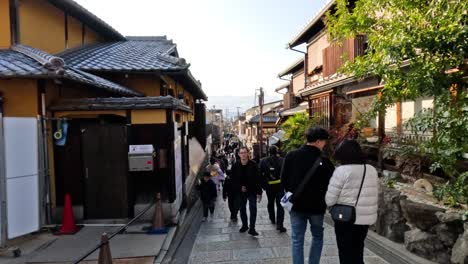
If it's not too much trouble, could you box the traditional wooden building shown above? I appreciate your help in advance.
[286,0,434,139]
[244,101,283,158]
[277,58,304,111]
[0,0,206,244]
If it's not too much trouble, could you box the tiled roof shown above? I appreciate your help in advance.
[279,102,308,117]
[59,37,207,100]
[299,73,353,96]
[0,50,46,77]
[49,96,192,112]
[60,38,186,72]
[249,115,279,123]
[0,45,142,96]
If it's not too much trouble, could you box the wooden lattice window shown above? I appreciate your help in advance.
[309,95,330,128]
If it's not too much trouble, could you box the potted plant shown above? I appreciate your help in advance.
[354,113,375,138]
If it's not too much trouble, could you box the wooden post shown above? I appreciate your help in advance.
[258,88,264,158]
[396,101,402,136]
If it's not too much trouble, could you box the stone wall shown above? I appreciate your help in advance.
[376,182,467,264]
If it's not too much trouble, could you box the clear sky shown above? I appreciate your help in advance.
[76,0,329,98]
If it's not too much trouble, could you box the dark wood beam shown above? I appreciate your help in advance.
[64,13,68,49]
[9,0,19,45]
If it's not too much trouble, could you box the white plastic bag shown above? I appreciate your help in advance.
[280,191,294,213]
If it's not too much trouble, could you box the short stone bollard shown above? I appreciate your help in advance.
[98,233,112,264]
[147,192,168,234]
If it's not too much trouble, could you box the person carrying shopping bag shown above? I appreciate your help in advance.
[280,127,335,264]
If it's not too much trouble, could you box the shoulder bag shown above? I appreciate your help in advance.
[280,157,322,212]
[329,164,367,224]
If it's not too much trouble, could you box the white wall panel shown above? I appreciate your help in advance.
[3,117,39,239]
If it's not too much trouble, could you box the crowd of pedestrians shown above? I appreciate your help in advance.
[196,128,379,264]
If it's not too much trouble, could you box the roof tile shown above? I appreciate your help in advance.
[60,40,185,72]
[0,47,142,97]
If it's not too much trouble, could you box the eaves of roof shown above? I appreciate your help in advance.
[166,69,207,101]
[49,96,192,112]
[278,57,304,78]
[275,82,290,92]
[248,114,279,124]
[279,102,308,117]
[288,0,335,48]
[300,74,353,97]
[47,0,125,41]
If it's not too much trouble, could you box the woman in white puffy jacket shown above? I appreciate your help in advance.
[325,140,378,264]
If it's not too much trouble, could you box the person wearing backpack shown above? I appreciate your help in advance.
[197,172,218,222]
[280,127,335,264]
[259,145,286,233]
[326,140,378,264]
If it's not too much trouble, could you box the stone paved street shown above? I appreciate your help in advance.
[188,194,390,263]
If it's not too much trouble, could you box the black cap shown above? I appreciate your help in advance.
[305,127,330,143]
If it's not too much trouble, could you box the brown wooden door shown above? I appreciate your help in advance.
[81,123,128,219]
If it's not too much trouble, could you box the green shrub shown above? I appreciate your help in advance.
[280,113,324,153]
[433,171,468,207]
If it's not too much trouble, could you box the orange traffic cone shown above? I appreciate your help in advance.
[55,193,79,235]
[147,193,167,234]
[98,233,113,264]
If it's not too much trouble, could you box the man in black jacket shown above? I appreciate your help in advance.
[230,147,262,236]
[280,127,335,264]
[259,145,286,233]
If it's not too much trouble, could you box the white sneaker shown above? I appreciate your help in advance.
[202,217,207,222]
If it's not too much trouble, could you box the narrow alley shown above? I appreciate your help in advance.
[188,196,390,264]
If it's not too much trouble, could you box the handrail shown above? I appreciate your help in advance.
[72,200,156,264]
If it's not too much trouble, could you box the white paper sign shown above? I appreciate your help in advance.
[129,144,154,154]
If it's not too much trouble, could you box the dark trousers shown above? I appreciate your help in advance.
[334,222,369,264]
[202,200,215,217]
[266,189,285,227]
[240,193,257,229]
[227,194,239,219]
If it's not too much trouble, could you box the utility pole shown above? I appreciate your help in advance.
[258,87,264,159]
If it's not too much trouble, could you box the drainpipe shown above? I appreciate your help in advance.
[0,97,6,247]
[40,91,52,225]
[288,45,308,93]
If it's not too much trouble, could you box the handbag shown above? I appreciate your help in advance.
[280,157,322,212]
[329,164,367,224]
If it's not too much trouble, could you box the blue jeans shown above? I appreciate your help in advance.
[239,193,257,229]
[290,211,324,264]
